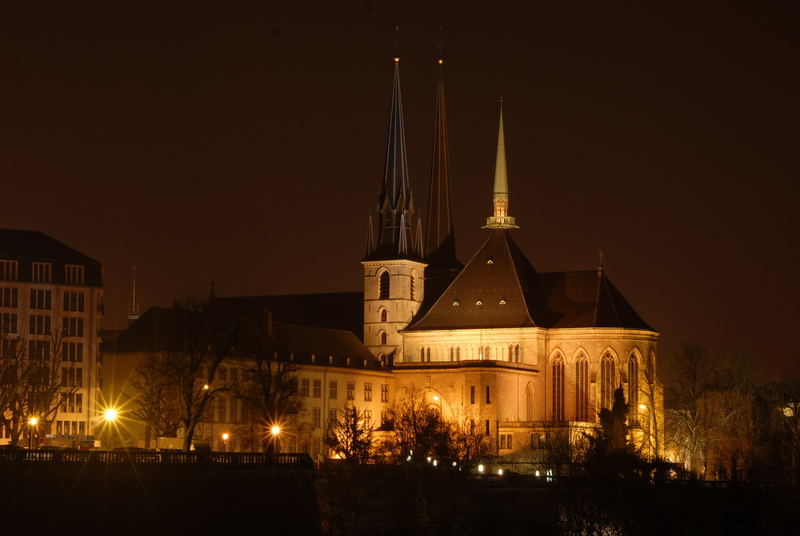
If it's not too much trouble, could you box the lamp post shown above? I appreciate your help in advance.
[221,432,230,453]
[103,408,118,450]
[27,417,38,450]
[270,425,281,460]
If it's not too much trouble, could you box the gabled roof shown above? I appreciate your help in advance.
[409,230,548,330]
[0,229,100,264]
[408,230,654,332]
[539,270,653,330]
[107,306,383,371]
[209,292,363,338]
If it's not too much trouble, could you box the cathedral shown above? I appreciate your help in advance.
[105,54,663,458]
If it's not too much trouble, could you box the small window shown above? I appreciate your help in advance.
[380,331,387,345]
[452,299,460,306]
[499,299,506,305]
[475,300,483,306]
[380,309,387,322]
[381,384,389,402]
[346,382,355,401]
[0,260,19,281]
[486,385,491,404]
[313,379,321,398]
[470,385,476,404]
[300,378,310,397]
[486,259,494,265]
[364,383,372,402]
[329,380,338,400]
[65,265,85,285]
[32,262,52,283]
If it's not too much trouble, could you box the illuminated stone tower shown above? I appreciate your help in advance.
[363,57,425,361]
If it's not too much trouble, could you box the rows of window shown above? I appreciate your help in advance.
[0,260,86,285]
[417,344,523,362]
[56,420,86,436]
[62,367,83,387]
[61,392,83,413]
[0,314,87,338]
[468,385,492,405]
[299,378,389,403]
[0,288,86,312]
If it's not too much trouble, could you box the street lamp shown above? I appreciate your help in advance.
[27,416,38,450]
[103,407,119,450]
[270,425,281,458]
[221,432,230,452]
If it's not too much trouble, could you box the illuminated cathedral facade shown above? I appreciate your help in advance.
[360,56,664,457]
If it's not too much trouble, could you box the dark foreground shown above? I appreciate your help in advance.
[2,458,799,535]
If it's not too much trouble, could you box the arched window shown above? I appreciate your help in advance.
[379,331,387,345]
[575,354,589,421]
[601,352,615,410]
[508,345,513,362]
[426,348,431,362]
[515,345,521,363]
[628,354,639,423]
[456,347,460,360]
[380,309,387,322]
[484,346,491,359]
[419,348,425,361]
[525,382,534,421]
[379,271,390,299]
[552,354,565,421]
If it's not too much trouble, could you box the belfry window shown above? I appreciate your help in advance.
[380,309,387,322]
[379,272,390,299]
[379,331,387,345]
[628,354,639,423]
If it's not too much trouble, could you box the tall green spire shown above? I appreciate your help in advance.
[484,100,519,229]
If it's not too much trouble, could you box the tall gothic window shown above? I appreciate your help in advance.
[552,354,565,421]
[601,352,615,409]
[515,345,521,363]
[379,272,390,299]
[379,331,387,345]
[525,382,534,421]
[380,309,387,322]
[508,345,513,361]
[575,354,589,421]
[628,354,639,423]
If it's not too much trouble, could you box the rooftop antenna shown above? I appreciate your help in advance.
[127,266,141,326]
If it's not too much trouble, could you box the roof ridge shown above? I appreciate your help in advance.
[502,232,537,326]
[409,231,496,328]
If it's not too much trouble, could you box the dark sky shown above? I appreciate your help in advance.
[1,2,797,375]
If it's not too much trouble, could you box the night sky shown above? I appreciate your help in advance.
[1,3,797,376]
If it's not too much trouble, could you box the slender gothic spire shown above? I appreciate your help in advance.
[484,100,519,229]
[368,56,418,260]
[424,55,460,269]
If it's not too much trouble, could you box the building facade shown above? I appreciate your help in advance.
[0,229,104,446]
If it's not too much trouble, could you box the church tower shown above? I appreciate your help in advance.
[362,57,426,361]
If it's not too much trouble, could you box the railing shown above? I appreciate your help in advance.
[0,449,314,469]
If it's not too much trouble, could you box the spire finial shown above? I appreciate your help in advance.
[598,249,605,275]
[483,100,519,229]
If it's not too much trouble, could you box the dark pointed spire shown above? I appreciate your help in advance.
[368,56,418,261]
[424,53,461,271]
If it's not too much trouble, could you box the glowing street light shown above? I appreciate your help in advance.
[639,404,647,410]
[270,425,281,437]
[221,432,230,452]
[27,416,38,450]
[477,464,485,473]
[103,408,119,422]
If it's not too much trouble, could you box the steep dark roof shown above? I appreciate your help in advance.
[410,230,548,330]
[408,230,653,332]
[107,307,383,371]
[209,292,363,338]
[539,271,654,330]
[0,228,102,286]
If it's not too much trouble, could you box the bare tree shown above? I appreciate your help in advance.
[0,331,77,447]
[126,351,182,448]
[325,405,374,463]
[146,303,238,451]
[233,331,301,453]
